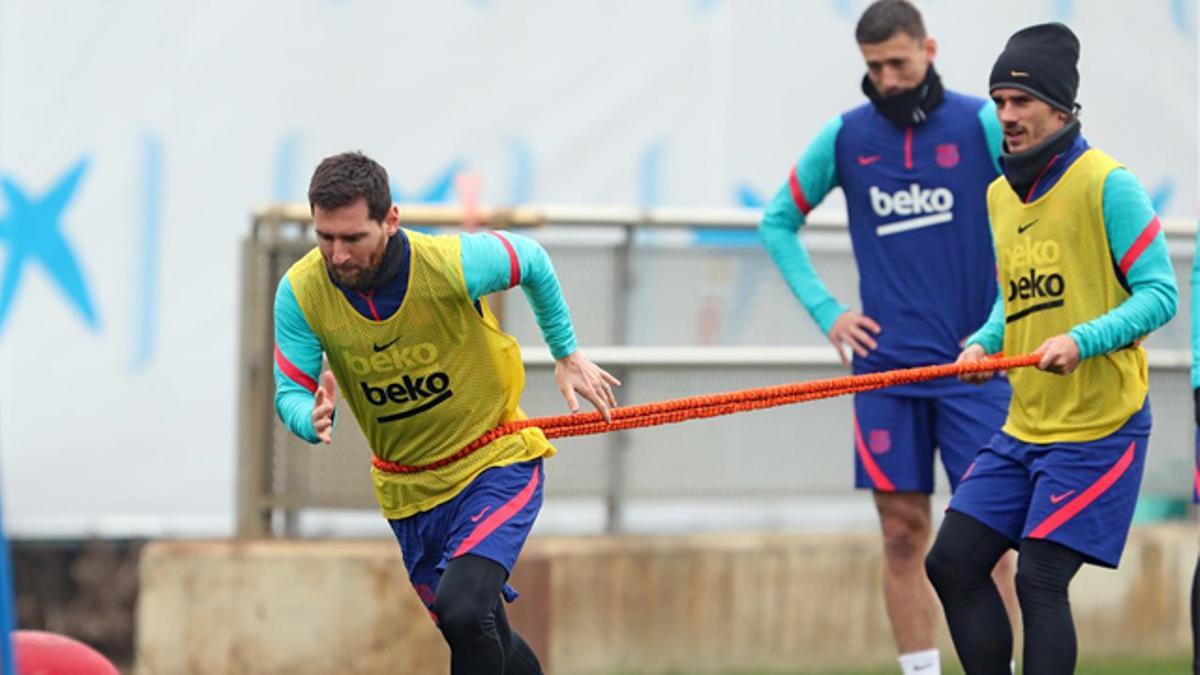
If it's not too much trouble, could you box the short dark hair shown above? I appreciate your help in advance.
[855,0,926,44]
[308,151,392,223]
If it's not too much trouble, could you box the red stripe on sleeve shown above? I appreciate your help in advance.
[1118,216,1162,275]
[274,344,318,394]
[488,231,521,289]
[787,167,812,216]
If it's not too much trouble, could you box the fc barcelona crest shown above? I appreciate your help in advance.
[936,143,960,168]
[869,429,892,455]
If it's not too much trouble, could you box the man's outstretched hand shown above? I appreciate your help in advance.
[554,351,621,422]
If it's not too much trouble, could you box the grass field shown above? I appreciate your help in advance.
[822,658,1191,674]
[618,659,1193,674]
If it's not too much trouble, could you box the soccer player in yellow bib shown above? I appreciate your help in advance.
[922,24,1178,675]
[273,152,619,674]
[1191,221,1200,673]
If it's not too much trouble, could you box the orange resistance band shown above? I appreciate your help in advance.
[371,354,1041,474]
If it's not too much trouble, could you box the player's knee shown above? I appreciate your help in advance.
[1015,546,1074,610]
[432,589,493,643]
[991,550,1017,584]
[924,537,960,591]
[880,515,930,561]
[1014,565,1056,614]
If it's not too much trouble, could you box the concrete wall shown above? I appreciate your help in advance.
[135,525,1197,674]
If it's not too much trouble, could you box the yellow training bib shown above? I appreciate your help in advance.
[988,149,1147,443]
[286,230,555,518]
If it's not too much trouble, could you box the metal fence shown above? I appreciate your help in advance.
[236,205,1197,537]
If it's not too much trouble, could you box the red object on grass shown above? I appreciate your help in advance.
[13,630,119,675]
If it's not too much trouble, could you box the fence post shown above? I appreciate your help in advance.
[236,230,278,538]
[604,221,637,534]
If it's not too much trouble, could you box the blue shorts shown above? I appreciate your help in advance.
[853,378,1009,494]
[388,459,544,622]
[948,403,1150,568]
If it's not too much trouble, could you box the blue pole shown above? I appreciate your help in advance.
[0,439,16,675]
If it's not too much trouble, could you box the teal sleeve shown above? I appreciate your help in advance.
[273,277,322,444]
[758,115,848,334]
[461,231,578,359]
[1191,228,1200,388]
[965,214,1005,353]
[1067,169,1178,359]
[965,290,1006,354]
[978,100,1003,175]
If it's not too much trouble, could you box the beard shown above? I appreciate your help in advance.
[325,241,387,291]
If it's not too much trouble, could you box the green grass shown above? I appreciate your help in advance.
[613,659,1192,675]
[818,658,1190,674]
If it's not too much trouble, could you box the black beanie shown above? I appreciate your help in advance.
[989,23,1080,113]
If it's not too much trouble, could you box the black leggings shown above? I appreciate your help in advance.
[1191,555,1199,675]
[926,510,1084,675]
[432,554,543,675]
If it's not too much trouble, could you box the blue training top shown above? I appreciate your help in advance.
[760,90,1003,394]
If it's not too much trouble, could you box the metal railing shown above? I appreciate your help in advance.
[236,205,1197,537]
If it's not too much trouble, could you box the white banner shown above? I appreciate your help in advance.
[0,0,1194,536]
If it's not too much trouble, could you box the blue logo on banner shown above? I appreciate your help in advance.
[392,160,465,204]
[734,182,765,208]
[0,159,100,337]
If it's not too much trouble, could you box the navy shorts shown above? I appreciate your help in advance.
[853,377,1010,494]
[1193,427,1199,504]
[949,403,1150,568]
[388,459,544,622]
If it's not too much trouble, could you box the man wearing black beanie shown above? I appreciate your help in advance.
[758,2,1018,673]
[924,22,1179,675]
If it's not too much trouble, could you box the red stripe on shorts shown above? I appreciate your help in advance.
[1028,441,1136,540]
[452,465,540,558]
[853,416,895,492]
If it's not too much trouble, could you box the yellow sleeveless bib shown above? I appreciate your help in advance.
[988,149,1147,443]
[287,230,555,518]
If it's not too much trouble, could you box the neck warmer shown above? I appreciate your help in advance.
[861,64,945,127]
[1001,119,1081,200]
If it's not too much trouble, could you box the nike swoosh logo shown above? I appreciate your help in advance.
[470,506,492,523]
[1050,490,1076,504]
[372,335,403,352]
[1011,70,1030,78]
[1017,219,1039,234]
[913,664,934,671]
[857,154,882,166]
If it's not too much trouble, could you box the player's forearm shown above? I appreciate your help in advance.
[516,246,577,359]
[273,277,326,444]
[1069,278,1177,359]
[759,116,845,333]
[462,231,578,358]
[274,375,320,444]
[759,197,847,334]
[965,291,1005,354]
